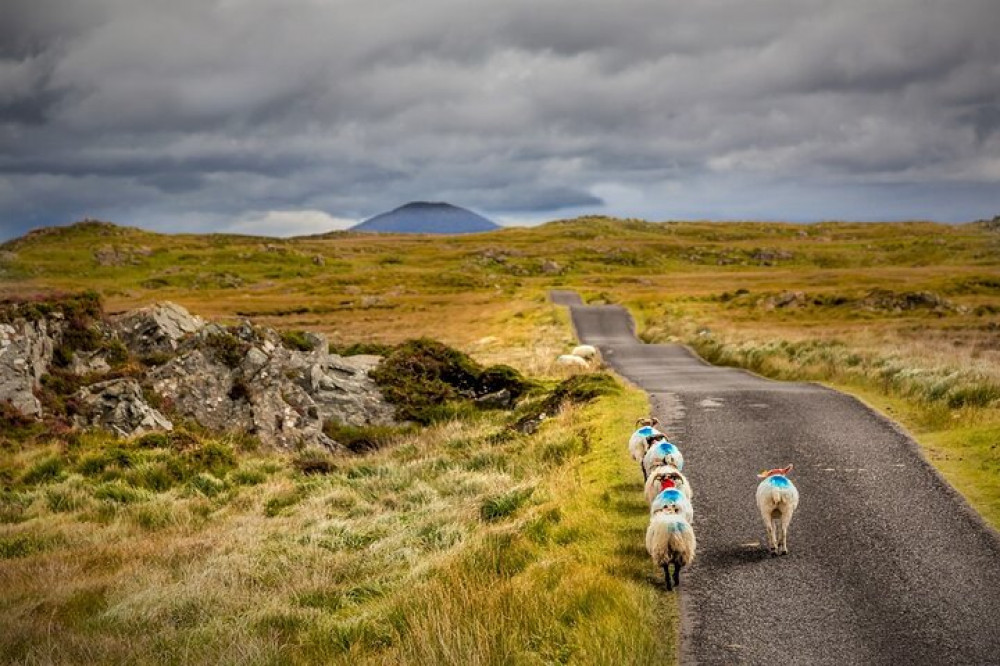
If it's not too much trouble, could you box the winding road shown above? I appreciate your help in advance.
[552,291,1000,666]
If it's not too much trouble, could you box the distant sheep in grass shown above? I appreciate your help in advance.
[555,354,589,369]
[642,435,685,478]
[628,418,661,464]
[571,344,600,361]
[756,464,799,556]
[645,464,693,503]
[651,486,694,524]
[646,512,696,591]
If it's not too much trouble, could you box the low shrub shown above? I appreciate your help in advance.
[371,338,530,424]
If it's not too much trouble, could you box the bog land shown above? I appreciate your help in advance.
[1,216,998,664]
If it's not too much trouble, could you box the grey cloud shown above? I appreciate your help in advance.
[1,0,1000,241]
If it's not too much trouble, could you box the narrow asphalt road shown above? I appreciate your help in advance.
[552,291,1000,666]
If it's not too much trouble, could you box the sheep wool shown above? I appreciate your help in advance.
[642,439,685,476]
[651,487,694,524]
[756,466,799,556]
[644,464,693,503]
[628,425,661,463]
[555,354,589,369]
[571,344,600,360]
[646,512,696,591]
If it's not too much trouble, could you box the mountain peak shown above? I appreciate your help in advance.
[352,202,499,234]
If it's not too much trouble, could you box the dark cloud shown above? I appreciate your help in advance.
[1,0,1000,240]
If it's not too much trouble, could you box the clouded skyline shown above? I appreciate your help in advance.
[2,0,999,240]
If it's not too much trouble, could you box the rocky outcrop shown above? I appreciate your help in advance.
[150,333,393,448]
[112,302,204,354]
[0,318,60,416]
[74,378,173,437]
[0,299,397,449]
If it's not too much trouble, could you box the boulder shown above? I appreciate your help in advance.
[74,378,173,437]
[113,302,204,353]
[150,349,253,432]
[0,318,59,417]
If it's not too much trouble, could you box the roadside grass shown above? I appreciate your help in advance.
[0,304,674,665]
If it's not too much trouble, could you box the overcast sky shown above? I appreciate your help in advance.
[1,0,999,240]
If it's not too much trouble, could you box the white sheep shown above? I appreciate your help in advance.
[555,354,589,369]
[571,344,600,360]
[646,512,696,591]
[628,418,661,464]
[644,464,693,503]
[650,486,694,524]
[756,464,799,556]
[641,436,685,478]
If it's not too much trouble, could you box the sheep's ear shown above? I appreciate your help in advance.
[757,470,768,479]
[651,417,659,426]
[782,464,794,474]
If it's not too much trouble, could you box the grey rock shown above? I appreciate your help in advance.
[74,378,172,437]
[68,350,111,375]
[0,318,59,416]
[475,388,513,409]
[113,302,204,353]
[541,259,562,275]
[150,349,252,431]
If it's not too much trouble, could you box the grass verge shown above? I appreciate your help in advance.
[0,382,676,665]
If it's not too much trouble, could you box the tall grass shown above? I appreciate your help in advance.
[0,379,674,664]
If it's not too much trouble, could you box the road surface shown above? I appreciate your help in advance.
[553,290,1000,665]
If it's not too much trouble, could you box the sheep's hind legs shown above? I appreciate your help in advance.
[672,561,682,588]
[765,519,779,556]
[662,565,673,591]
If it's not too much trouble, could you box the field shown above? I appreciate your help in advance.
[2,216,999,662]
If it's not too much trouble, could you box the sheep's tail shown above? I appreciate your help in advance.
[771,486,783,505]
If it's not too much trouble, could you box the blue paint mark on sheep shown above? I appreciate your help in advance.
[768,475,792,488]
[666,520,689,533]
[636,426,656,437]
[654,489,685,504]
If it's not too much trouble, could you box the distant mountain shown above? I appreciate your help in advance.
[352,202,499,234]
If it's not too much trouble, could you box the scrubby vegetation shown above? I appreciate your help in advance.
[0,372,673,664]
[370,338,533,424]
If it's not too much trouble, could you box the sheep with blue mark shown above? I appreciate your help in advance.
[651,485,694,524]
[644,464,693,504]
[641,435,684,479]
[628,417,661,467]
[756,464,799,556]
[646,507,697,591]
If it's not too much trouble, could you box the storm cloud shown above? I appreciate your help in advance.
[1,0,999,239]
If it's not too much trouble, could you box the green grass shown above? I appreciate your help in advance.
[0,367,675,664]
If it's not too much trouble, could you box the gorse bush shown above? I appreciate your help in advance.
[370,338,532,424]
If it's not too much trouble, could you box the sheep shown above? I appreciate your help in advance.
[555,354,589,369]
[756,464,799,556]
[646,511,696,591]
[571,344,600,361]
[641,435,685,478]
[644,464,693,503]
[628,418,661,464]
[650,486,694,524]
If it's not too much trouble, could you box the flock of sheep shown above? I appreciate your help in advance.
[629,417,800,590]
[556,344,800,588]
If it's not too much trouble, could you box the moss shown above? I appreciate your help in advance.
[280,330,316,352]
[329,341,396,357]
[205,331,250,369]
